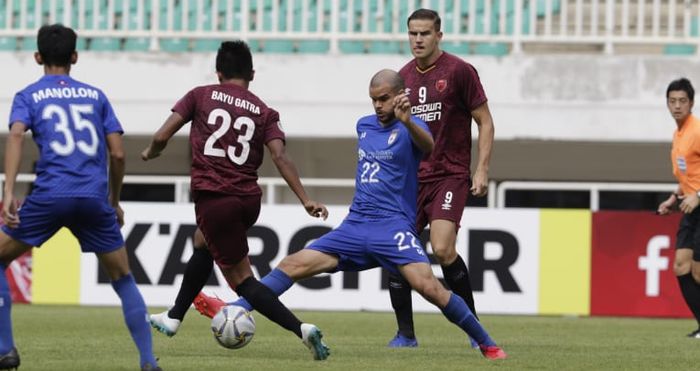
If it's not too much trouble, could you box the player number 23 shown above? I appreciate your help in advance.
[394,231,421,251]
[44,103,99,157]
[204,108,255,165]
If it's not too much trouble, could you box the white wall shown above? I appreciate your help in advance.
[2,52,699,141]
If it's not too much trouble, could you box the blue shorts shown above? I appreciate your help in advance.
[1,196,124,253]
[307,217,430,276]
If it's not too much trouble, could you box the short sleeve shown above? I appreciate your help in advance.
[101,93,124,135]
[458,63,488,112]
[8,92,32,131]
[263,108,285,144]
[172,88,197,122]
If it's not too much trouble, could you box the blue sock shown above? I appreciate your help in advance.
[111,274,157,368]
[0,263,14,355]
[441,293,495,346]
[229,268,294,311]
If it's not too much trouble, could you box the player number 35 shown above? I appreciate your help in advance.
[44,103,99,157]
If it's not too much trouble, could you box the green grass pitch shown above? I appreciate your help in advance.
[8,304,700,370]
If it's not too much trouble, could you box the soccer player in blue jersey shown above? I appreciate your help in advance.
[0,25,160,371]
[195,69,506,360]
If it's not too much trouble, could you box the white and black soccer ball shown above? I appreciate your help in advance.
[211,305,256,349]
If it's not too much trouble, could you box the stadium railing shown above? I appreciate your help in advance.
[0,173,677,210]
[0,0,698,54]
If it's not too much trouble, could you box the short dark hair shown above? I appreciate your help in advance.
[37,24,77,67]
[216,41,254,81]
[407,8,441,32]
[667,78,695,101]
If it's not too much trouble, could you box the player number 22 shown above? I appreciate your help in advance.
[204,108,255,165]
[44,103,98,157]
[360,161,380,183]
[394,231,421,251]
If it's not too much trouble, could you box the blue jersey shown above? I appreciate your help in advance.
[9,75,123,198]
[347,115,431,224]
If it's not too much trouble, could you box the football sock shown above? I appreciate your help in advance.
[388,272,416,338]
[0,263,14,354]
[677,274,700,328]
[230,268,294,311]
[169,248,214,321]
[441,293,495,346]
[235,276,303,338]
[442,256,478,320]
[111,274,157,368]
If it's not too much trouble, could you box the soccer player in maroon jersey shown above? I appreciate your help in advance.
[141,40,330,360]
[387,8,496,348]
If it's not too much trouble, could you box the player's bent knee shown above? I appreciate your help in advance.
[431,246,457,266]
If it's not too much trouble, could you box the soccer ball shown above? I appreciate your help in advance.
[211,305,256,349]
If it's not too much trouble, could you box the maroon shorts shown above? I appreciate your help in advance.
[193,190,261,268]
[416,177,469,233]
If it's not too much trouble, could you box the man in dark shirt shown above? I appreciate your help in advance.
[141,40,330,360]
[388,8,496,348]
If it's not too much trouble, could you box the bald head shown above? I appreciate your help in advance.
[369,69,405,92]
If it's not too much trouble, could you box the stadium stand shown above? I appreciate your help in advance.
[0,0,696,54]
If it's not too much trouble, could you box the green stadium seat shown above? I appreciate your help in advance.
[0,37,17,51]
[473,42,509,56]
[536,0,561,16]
[192,39,222,52]
[297,40,330,53]
[663,44,696,55]
[160,38,190,52]
[90,38,121,51]
[20,37,36,51]
[442,41,471,55]
[247,39,262,53]
[367,41,402,54]
[123,38,150,51]
[339,41,366,53]
[261,39,295,53]
[75,37,87,51]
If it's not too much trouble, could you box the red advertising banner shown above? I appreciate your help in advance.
[591,211,689,317]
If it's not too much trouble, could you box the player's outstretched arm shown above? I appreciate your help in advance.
[471,102,495,197]
[266,139,329,220]
[2,122,26,228]
[141,112,187,161]
[106,132,126,226]
[393,93,434,154]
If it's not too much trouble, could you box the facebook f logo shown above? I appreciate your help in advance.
[638,235,670,297]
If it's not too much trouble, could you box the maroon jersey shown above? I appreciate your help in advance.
[399,52,487,182]
[173,83,285,195]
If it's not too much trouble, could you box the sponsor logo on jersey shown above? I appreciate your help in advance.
[677,157,687,173]
[388,129,399,145]
[404,88,412,96]
[360,131,367,139]
[362,150,394,161]
[436,79,447,92]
